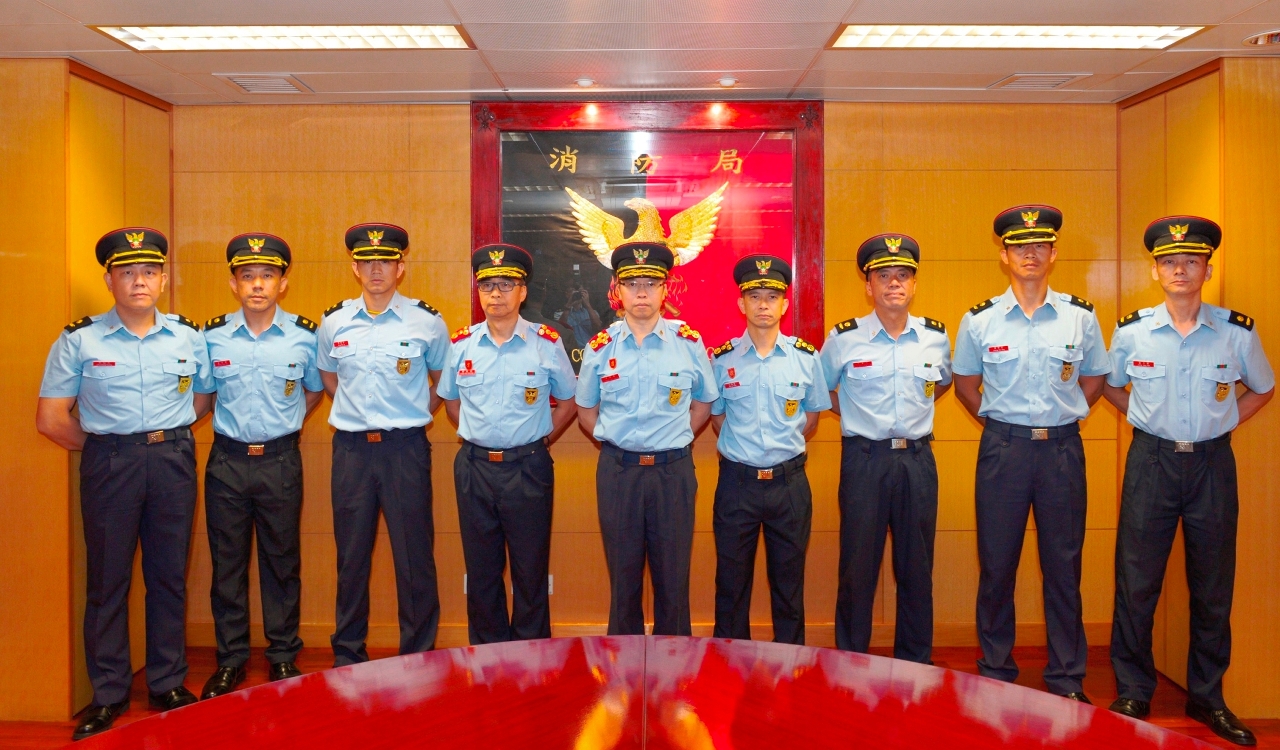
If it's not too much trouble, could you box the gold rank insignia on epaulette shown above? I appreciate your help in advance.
[294,315,317,333]
[1068,295,1095,312]
[969,299,995,315]
[1117,310,1142,328]
[835,317,858,334]
[450,326,472,343]
[794,338,817,354]
[712,341,734,358]
[175,314,200,330]
[589,331,612,351]
[1228,310,1255,331]
[923,317,946,333]
[416,300,441,316]
[537,324,560,342]
[677,323,701,342]
[324,300,345,317]
[64,316,93,334]
[204,315,228,331]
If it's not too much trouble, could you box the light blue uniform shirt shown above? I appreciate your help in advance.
[316,291,450,432]
[205,307,324,443]
[576,318,718,452]
[820,312,952,440]
[436,317,578,449]
[40,307,212,435]
[1107,302,1274,442]
[711,331,831,467]
[953,287,1110,427]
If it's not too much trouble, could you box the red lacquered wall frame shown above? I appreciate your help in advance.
[469,101,825,344]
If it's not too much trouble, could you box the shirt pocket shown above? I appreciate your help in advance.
[211,362,243,398]
[1200,366,1240,412]
[980,346,1020,390]
[512,372,550,408]
[455,371,488,406]
[912,364,943,402]
[161,361,198,399]
[1125,361,1167,405]
[1049,346,1085,388]
[81,361,131,399]
[844,363,890,399]
[384,342,424,378]
[659,373,694,410]
[773,383,807,419]
[274,365,304,400]
[599,373,633,407]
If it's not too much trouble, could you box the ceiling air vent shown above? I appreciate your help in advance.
[215,73,312,94]
[989,73,1089,90]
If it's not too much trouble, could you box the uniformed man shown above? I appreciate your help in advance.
[709,254,829,645]
[952,205,1110,702]
[199,234,323,699]
[437,244,578,644]
[316,223,450,666]
[575,242,718,635]
[36,228,211,740]
[819,234,951,662]
[1104,217,1273,745]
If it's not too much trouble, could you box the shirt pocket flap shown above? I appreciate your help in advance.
[659,373,693,390]
[847,364,885,380]
[388,342,423,359]
[982,346,1019,364]
[212,364,241,379]
[456,372,486,387]
[913,365,943,382]
[774,384,806,400]
[1126,362,1166,379]
[274,365,302,380]
[1201,366,1241,383]
[83,363,131,379]
[1049,346,1084,363]
[329,344,355,359]
[720,382,751,400]
[600,375,630,392]
[519,372,550,388]
[162,361,197,376]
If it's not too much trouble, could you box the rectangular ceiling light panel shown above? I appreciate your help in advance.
[831,25,1202,50]
[96,25,471,51]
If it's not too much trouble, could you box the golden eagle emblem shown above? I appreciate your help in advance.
[885,237,903,254]
[125,231,146,249]
[633,247,649,263]
[1169,224,1189,242]
[489,248,505,265]
[367,229,384,246]
[248,237,265,253]
[566,182,728,269]
[1021,210,1040,228]
[756,259,771,275]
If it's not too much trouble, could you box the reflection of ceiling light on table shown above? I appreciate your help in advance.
[96,25,472,51]
[830,25,1203,49]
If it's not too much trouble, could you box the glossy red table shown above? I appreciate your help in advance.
[77,637,1211,749]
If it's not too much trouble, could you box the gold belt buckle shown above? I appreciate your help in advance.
[757,468,774,480]
[366,432,382,443]
[1030,428,1049,441]
[146,430,165,444]
[890,438,908,450]
[1175,441,1194,453]
[639,455,656,466]
[488,451,504,462]
[247,445,265,456]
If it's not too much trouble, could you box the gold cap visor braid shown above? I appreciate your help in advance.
[738,278,789,292]
[104,249,166,269]
[863,256,920,272]
[616,265,668,280]
[1151,242,1215,257]
[475,266,527,280]
[1000,227,1058,245]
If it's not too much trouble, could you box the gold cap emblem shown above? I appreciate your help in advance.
[1169,224,1189,242]
[1021,210,1040,228]
[885,236,903,254]
[756,259,772,275]
[248,237,265,253]
[367,229,384,246]
[633,247,649,263]
[489,248,504,265]
[125,231,146,249]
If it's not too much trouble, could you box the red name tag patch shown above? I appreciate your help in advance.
[213,360,231,367]
[1132,360,1155,368]
[852,361,873,368]
[988,345,1009,353]
[92,361,115,367]
[458,359,476,377]
[333,341,349,348]
[725,381,741,389]
[601,373,620,383]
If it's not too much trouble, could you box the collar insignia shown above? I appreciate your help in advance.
[125,231,145,249]
[1021,210,1040,228]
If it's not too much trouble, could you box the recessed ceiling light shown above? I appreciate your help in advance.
[718,76,738,88]
[1244,29,1280,46]
[830,25,1202,50]
[94,25,472,51]
[575,77,596,88]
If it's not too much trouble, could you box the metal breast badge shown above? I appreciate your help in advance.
[1060,361,1074,382]
[178,376,192,394]
[525,387,538,405]
[668,388,683,406]
[784,399,799,417]
[284,380,296,397]
[397,358,411,375]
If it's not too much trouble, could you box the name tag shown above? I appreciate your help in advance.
[458,359,476,377]
[92,361,115,367]
[724,381,741,389]
[334,341,349,348]
[852,361,873,368]
[1132,360,1154,368]
[988,345,1009,353]
[213,359,231,367]
[601,373,620,383]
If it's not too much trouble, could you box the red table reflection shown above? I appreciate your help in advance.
[77,636,1210,749]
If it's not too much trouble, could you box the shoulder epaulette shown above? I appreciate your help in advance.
[204,315,228,332]
[416,300,441,316]
[1068,295,1095,312]
[794,338,817,355]
[676,323,701,342]
[451,326,472,344]
[922,317,946,334]
[64,316,93,334]
[1228,310,1255,331]
[175,314,200,331]
[324,300,345,318]
[969,299,995,315]
[536,324,560,343]
[294,315,317,333]
[589,331,612,352]
[1117,310,1143,328]
[835,317,858,334]
[712,341,735,358]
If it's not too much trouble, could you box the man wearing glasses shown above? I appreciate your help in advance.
[575,242,718,635]
[437,244,578,644]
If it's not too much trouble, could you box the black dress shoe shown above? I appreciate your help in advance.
[1108,697,1151,719]
[1186,702,1257,746]
[149,685,198,711]
[72,700,128,741]
[1062,692,1093,705]
[201,665,247,699]
[269,661,303,682]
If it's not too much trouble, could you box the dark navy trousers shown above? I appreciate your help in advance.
[975,420,1088,695]
[80,429,197,706]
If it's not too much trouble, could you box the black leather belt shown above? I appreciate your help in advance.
[88,426,192,445]
[845,434,933,452]
[720,453,806,481]
[214,431,300,456]
[463,438,547,463]
[1134,428,1230,454]
[601,442,691,466]
[336,427,426,444]
[985,419,1079,441]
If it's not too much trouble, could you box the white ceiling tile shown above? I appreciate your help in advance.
[1221,0,1280,23]
[818,86,1080,103]
[450,0,856,24]
[1169,21,1280,48]
[296,70,504,92]
[845,0,1262,25]
[35,0,459,25]
[1123,50,1220,72]
[800,70,1005,89]
[112,71,216,94]
[465,22,838,50]
[72,48,180,75]
[1,1,78,24]
[0,21,123,50]
[498,69,805,91]
[484,48,817,74]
